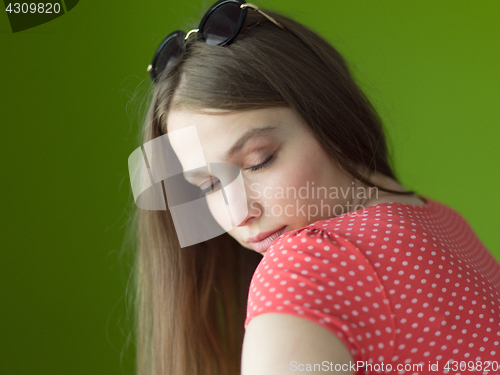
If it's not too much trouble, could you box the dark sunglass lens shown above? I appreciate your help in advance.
[153,34,183,80]
[202,2,242,45]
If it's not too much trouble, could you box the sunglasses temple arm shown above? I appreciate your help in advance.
[241,3,285,30]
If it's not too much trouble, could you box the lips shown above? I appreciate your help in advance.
[247,226,288,254]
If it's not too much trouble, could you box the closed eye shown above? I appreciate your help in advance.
[248,154,275,172]
[198,153,276,197]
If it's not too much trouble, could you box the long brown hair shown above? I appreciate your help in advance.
[132,9,413,375]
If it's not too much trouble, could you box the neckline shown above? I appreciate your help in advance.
[365,195,431,210]
[330,195,433,221]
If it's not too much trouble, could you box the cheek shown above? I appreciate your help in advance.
[206,192,234,232]
[286,133,330,182]
[295,142,344,193]
[276,152,326,195]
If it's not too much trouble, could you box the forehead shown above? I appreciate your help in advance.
[166,108,237,151]
[166,107,295,165]
[167,107,285,134]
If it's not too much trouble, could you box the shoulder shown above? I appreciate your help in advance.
[245,223,396,365]
[242,313,355,375]
[242,223,359,375]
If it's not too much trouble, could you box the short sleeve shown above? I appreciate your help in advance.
[245,226,396,364]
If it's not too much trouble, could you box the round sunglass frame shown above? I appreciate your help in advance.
[147,0,285,82]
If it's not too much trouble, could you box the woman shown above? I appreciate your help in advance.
[129,1,500,374]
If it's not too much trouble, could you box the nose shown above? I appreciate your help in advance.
[235,180,263,227]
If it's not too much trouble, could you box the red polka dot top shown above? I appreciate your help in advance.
[245,197,500,374]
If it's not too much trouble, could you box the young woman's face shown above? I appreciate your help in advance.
[167,107,362,254]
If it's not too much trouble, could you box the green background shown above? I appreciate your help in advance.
[1,1,498,374]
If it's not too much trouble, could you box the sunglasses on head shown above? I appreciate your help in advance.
[147,0,286,82]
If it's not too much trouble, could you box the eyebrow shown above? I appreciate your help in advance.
[224,126,278,160]
[182,126,278,180]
